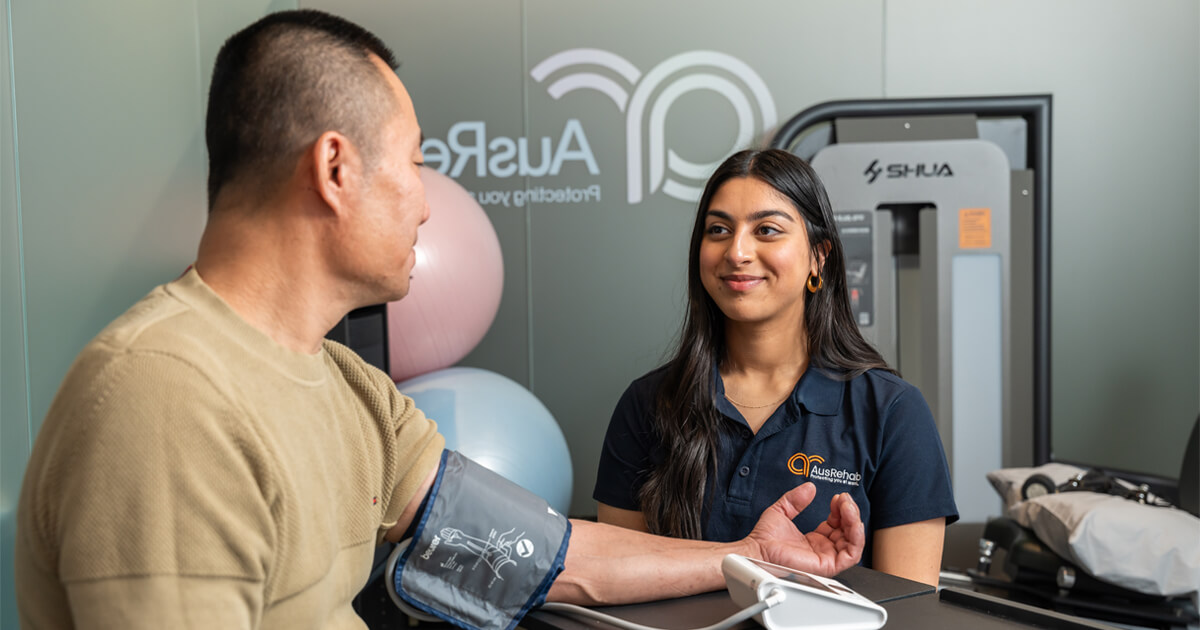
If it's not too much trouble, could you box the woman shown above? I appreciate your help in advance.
[594,149,957,586]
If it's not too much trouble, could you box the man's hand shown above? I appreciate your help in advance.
[742,482,864,576]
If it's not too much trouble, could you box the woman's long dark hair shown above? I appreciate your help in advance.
[638,149,894,539]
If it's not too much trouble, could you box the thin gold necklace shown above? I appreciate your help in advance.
[724,392,790,409]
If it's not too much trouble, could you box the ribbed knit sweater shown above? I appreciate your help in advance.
[16,268,444,629]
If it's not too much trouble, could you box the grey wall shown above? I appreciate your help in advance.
[1,1,297,625]
[2,0,1197,620]
[2,5,25,626]
[314,0,1199,515]
[883,0,1200,482]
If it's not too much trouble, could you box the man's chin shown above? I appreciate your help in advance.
[381,285,409,303]
[385,277,412,303]
[363,268,414,305]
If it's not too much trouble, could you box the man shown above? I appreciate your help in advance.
[15,10,864,629]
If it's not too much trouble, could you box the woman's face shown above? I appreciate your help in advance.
[698,176,820,327]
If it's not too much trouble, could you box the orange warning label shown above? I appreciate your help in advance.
[959,208,992,249]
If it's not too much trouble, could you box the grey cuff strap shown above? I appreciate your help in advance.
[392,450,571,630]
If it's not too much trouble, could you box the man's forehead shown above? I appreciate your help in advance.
[370,55,407,95]
[368,54,421,137]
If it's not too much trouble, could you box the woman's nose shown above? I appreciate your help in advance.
[726,230,753,265]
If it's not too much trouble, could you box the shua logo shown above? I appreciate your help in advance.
[531,49,776,203]
[864,160,883,184]
[863,158,954,184]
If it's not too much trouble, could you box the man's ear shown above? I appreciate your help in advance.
[310,131,359,216]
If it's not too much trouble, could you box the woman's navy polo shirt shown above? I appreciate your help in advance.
[593,364,959,568]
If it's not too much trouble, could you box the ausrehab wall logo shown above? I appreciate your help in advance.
[421,48,776,208]
[787,452,861,487]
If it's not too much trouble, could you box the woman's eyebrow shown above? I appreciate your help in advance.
[705,209,796,222]
[750,209,796,222]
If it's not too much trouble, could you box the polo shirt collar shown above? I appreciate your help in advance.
[712,366,738,418]
[792,366,844,416]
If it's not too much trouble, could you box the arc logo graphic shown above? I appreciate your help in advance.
[787,453,824,476]
[531,48,776,204]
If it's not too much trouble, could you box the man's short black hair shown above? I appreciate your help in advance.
[205,10,400,210]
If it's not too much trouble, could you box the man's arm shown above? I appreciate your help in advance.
[390,472,863,607]
[552,483,862,605]
[385,465,438,543]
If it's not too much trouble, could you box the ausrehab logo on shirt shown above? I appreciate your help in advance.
[787,452,861,487]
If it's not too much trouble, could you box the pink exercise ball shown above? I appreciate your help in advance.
[387,168,503,382]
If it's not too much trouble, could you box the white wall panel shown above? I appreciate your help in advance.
[885,0,1199,478]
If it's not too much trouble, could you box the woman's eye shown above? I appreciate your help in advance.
[757,225,781,236]
[706,224,729,235]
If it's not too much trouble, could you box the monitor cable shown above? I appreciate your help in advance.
[537,588,786,630]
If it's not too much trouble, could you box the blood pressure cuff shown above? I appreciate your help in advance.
[392,450,571,630]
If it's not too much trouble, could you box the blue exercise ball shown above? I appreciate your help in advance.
[396,367,573,514]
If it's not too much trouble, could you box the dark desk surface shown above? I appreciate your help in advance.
[521,567,1120,630]
[521,566,934,630]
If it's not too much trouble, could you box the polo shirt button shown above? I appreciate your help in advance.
[739,466,750,477]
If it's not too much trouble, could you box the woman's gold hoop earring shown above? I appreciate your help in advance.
[806,274,823,293]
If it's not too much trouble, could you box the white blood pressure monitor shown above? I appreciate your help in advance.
[722,555,887,630]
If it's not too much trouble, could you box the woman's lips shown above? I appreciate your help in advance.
[723,274,763,291]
